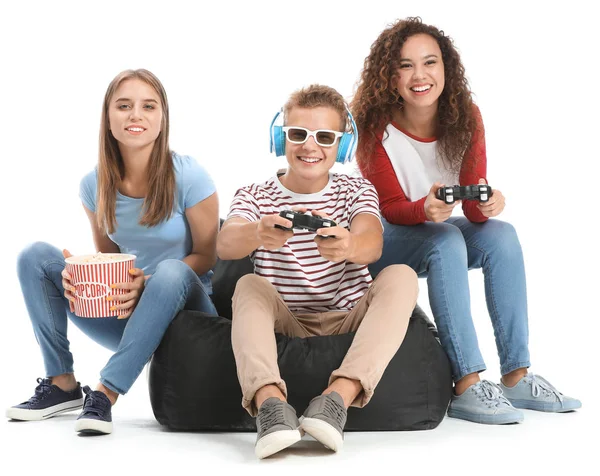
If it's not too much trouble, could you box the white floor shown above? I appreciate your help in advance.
[2,381,595,476]
[3,276,598,475]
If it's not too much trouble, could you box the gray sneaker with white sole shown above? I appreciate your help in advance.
[300,391,347,452]
[255,398,302,459]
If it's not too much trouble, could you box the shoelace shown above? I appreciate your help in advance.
[525,374,564,406]
[474,380,512,408]
[82,386,111,417]
[25,378,53,405]
[323,396,346,426]
[258,402,286,432]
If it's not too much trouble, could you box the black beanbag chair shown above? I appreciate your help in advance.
[148,255,452,431]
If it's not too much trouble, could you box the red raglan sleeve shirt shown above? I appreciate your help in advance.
[360,105,489,225]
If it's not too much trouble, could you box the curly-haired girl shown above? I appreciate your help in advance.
[352,17,580,424]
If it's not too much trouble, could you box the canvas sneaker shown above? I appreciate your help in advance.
[6,378,84,421]
[499,373,582,412]
[300,391,347,452]
[74,386,113,435]
[255,398,302,459]
[448,380,524,425]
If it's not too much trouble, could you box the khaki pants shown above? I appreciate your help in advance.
[231,264,419,415]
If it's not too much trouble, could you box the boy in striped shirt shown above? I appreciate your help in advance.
[217,85,418,459]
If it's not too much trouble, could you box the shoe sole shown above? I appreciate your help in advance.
[447,408,524,425]
[300,417,343,451]
[75,418,113,435]
[509,399,582,413]
[255,429,302,459]
[6,398,84,421]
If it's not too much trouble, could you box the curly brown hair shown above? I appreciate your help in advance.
[351,17,476,174]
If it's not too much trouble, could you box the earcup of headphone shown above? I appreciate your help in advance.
[272,125,286,157]
[270,106,357,163]
[336,132,354,164]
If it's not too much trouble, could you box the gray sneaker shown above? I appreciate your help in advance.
[300,391,347,452]
[448,380,524,425]
[499,373,582,413]
[255,398,302,459]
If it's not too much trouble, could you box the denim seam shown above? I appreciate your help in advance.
[99,378,123,395]
[501,361,531,376]
[466,240,511,371]
[103,278,205,395]
[398,236,438,275]
[399,234,471,377]
[454,363,487,381]
[426,241,468,377]
[40,258,70,375]
[382,228,480,379]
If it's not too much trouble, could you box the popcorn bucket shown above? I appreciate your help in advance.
[65,253,136,318]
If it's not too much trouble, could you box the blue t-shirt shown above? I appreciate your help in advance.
[79,153,216,294]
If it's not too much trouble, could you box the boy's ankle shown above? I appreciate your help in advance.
[255,384,285,410]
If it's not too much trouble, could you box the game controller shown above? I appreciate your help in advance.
[275,210,336,234]
[435,184,493,204]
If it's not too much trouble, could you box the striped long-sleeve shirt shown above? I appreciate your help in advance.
[227,172,382,313]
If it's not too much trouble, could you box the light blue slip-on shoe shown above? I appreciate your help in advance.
[499,373,582,413]
[448,380,524,425]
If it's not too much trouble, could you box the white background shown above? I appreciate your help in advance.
[0,0,597,474]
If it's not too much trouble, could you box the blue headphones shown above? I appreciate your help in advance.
[269,105,358,164]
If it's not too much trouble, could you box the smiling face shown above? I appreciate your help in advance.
[280,106,344,194]
[393,33,445,113]
[107,78,163,154]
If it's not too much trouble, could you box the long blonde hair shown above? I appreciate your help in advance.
[97,69,175,234]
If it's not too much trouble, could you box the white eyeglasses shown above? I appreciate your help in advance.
[282,126,344,147]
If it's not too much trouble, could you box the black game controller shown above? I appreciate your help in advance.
[435,184,493,204]
[275,210,336,234]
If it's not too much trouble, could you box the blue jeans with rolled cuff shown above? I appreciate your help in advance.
[17,242,217,395]
[369,217,531,381]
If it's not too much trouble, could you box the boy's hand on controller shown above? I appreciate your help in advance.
[476,178,505,217]
[260,213,293,250]
[311,210,353,262]
[425,182,460,222]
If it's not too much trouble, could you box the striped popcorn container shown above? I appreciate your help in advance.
[65,253,136,318]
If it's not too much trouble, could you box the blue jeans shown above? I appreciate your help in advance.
[369,217,531,381]
[17,242,217,395]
